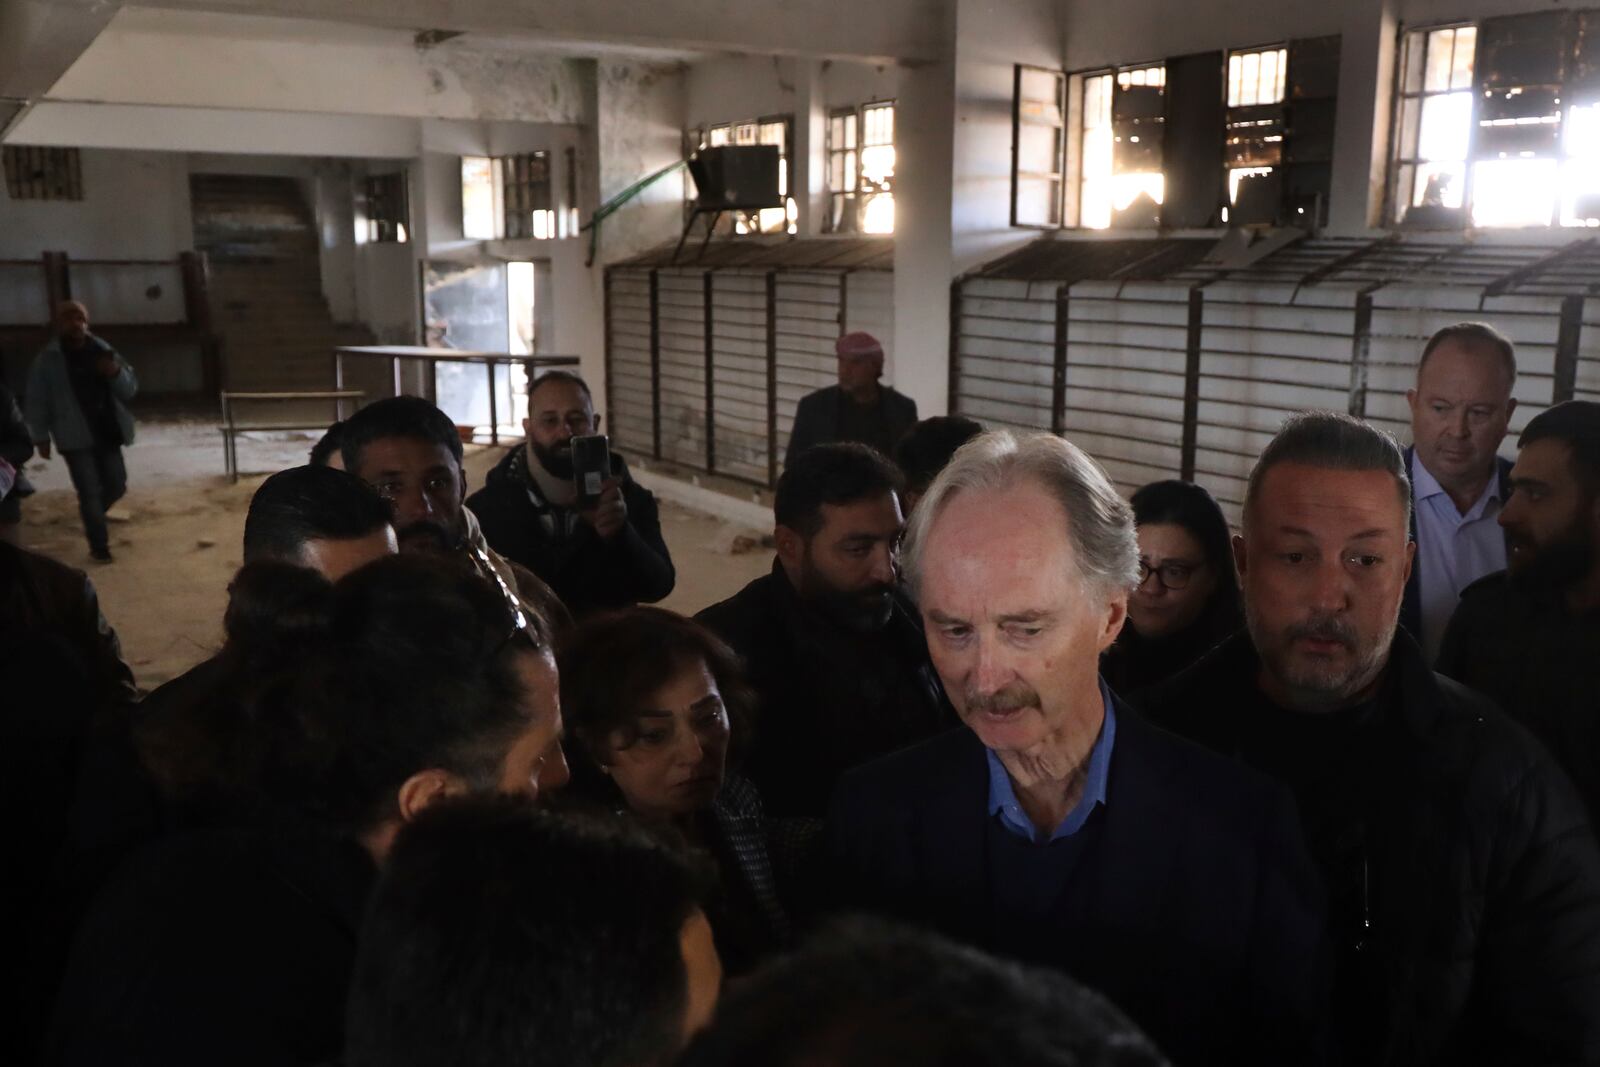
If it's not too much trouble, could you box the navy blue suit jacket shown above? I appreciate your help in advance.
[826,702,1326,1066]
[1399,445,1514,643]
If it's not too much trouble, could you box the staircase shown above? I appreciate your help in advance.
[190,174,374,408]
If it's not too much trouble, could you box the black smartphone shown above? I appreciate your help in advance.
[570,434,612,506]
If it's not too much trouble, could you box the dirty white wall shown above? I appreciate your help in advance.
[47,8,594,127]
[0,148,192,263]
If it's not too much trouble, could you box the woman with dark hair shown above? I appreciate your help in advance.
[47,554,568,1067]
[558,606,795,974]
[1102,479,1242,697]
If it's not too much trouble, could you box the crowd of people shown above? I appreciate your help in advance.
[4,309,1600,1066]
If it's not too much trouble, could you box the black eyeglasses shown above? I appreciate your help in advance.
[1137,559,1203,591]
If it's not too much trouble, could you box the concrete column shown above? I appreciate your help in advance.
[794,60,827,236]
[1327,0,1397,234]
[892,57,958,415]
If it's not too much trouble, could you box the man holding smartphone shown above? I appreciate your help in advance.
[469,371,675,618]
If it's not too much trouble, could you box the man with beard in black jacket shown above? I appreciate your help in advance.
[468,371,673,618]
[1139,411,1600,1065]
[697,443,951,818]
[1440,400,1600,832]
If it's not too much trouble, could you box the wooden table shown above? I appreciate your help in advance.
[219,389,366,481]
[333,346,581,445]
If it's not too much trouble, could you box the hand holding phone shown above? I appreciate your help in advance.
[570,434,612,507]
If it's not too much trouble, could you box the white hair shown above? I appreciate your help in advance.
[900,429,1140,599]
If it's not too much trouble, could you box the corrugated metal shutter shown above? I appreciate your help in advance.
[953,277,1055,433]
[1190,282,1358,512]
[710,271,770,483]
[1578,300,1600,403]
[1064,281,1190,493]
[775,271,842,466]
[657,269,708,470]
[605,268,655,462]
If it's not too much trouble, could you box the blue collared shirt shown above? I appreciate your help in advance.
[986,681,1117,844]
[1411,452,1506,665]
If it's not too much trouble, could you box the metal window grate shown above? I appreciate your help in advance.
[3,146,83,201]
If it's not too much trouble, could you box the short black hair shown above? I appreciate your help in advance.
[345,798,710,1067]
[214,555,539,835]
[241,465,392,563]
[895,415,984,496]
[528,370,593,406]
[1245,411,1410,523]
[679,918,1168,1067]
[339,396,463,474]
[309,420,345,466]
[1519,400,1600,496]
[775,443,904,538]
[1418,321,1517,388]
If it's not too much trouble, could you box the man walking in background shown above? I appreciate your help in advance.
[26,300,138,563]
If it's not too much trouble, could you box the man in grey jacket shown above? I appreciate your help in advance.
[26,301,138,562]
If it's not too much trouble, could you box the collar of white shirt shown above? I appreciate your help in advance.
[1412,451,1501,521]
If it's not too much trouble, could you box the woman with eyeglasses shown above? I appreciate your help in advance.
[556,607,798,976]
[1102,480,1243,697]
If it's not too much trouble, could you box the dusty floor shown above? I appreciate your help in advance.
[14,419,772,690]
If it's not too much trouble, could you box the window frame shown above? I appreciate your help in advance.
[827,99,896,234]
[362,170,410,244]
[1064,61,1167,230]
[1010,64,1068,229]
[2,146,84,202]
[1222,42,1290,222]
[1386,22,1479,227]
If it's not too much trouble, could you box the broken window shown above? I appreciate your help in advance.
[1391,25,1476,225]
[502,152,554,240]
[1011,66,1066,227]
[3,146,83,201]
[1392,11,1600,229]
[362,171,409,243]
[459,152,555,241]
[827,101,897,234]
[1224,45,1288,223]
[692,117,798,235]
[1073,64,1166,228]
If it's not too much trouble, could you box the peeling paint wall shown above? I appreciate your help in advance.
[46,9,595,126]
[0,149,193,261]
[596,61,688,265]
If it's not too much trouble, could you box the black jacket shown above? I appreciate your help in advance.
[1399,445,1514,647]
[784,384,918,468]
[46,824,376,1067]
[696,562,953,818]
[466,446,674,618]
[825,707,1327,1067]
[1438,570,1600,834]
[1138,630,1600,1065]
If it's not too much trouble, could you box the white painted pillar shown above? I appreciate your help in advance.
[892,57,958,416]
[1327,0,1397,234]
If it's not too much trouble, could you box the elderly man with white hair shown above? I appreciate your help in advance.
[825,429,1326,1067]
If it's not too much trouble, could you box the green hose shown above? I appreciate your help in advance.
[582,159,688,267]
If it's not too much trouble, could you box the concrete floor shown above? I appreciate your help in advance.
[14,420,773,689]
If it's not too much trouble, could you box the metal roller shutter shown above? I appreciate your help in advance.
[775,271,843,466]
[710,271,771,484]
[656,269,709,470]
[604,268,656,462]
[953,277,1056,433]
[1063,280,1191,494]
